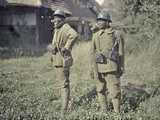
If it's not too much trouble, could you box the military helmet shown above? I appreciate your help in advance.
[53,9,66,18]
[97,12,112,22]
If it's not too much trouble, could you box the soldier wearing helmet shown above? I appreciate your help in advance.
[90,11,125,113]
[49,10,78,116]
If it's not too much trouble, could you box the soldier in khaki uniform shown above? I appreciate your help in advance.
[49,10,78,115]
[91,12,125,113]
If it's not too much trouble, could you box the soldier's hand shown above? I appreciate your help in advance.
[118,67,125,77]
[47,44,52,52]
[61,48,69,56]
[47,44,57,55]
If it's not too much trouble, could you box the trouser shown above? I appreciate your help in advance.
[96,72,121,113]
[55,66,70,115]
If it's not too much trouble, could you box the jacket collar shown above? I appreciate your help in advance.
[98,27,114,36]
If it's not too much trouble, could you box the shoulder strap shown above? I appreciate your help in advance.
[112,31,119,52]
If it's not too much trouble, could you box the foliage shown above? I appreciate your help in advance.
[0,0,160,119]
[117,0,160,88]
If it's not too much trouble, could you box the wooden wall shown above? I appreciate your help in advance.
[0,6,53,48]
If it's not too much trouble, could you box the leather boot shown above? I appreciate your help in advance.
[112,98,120,113]
[61,85,70,116]
[97,92,107,112]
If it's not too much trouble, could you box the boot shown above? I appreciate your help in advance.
[112,98,120,113]
[61,86,70,116]
[97,92,107,112]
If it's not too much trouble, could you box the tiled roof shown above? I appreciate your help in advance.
[1,0,42,7]
[66,0,96,19]
[0,0,72,14]
[0,0,95,19]
[42,0,72,15]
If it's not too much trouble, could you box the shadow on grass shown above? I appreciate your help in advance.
[71,87,97,108]
[70,83,160,112]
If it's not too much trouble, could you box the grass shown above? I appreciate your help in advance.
[1,0,160,119]
[0,42,160,120]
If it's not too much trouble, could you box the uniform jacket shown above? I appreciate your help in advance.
[91,27,125,73]
[52,23,78,67]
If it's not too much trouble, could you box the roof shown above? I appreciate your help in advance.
[0,0,96,19]
[0,0,72,15]
[42,0,72,15]
[43,0,96,18]
[66,0,96,20]
[0,0,42,7]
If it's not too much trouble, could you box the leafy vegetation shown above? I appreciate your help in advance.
[0,0,160,119]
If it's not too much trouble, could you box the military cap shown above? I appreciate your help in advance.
[97,12,112,22]
[53,9,66,18]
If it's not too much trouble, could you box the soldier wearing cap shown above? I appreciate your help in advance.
[91,12,125,113]
[48,10,78,115]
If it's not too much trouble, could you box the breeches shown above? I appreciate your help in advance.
[96,72,121,99]
[55,66,70,112]
[55,67,70,88]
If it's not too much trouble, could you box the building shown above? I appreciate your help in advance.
[0,0,49,48]
[0,0,96,49]
[66,0,96,40]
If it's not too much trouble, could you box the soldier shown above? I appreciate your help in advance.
[48,10,78,115]
[91,12,125,113]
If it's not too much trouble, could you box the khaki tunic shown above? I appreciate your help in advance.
[91,27,124,73]
[91,27,125,112]
[51,23,77,113]
[52,23,78,67]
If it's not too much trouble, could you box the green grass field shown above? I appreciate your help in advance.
[0,42,160,120]
[1,0,160,119]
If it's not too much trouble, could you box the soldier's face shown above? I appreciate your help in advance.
[53,16,64,28]
[97,20,106,29]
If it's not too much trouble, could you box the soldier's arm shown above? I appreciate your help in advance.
[90,36,98,79]
[118,31,125,71]
[51,29,57,49]
[64,26,78,50]
[90,37,96,66]
[49,30,58,55]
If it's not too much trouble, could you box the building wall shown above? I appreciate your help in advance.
[0,12,36,26]
[38,8,53,45]
[0,25,37,48]
[0,6,53,48]
[0,7,38,48]
[0,7,37,26]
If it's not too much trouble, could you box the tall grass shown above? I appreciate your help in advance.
[0,40,160,119]
[0,0,160,119]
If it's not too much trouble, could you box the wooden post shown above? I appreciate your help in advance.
[35,8,40,48]
[78,21,82,35]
